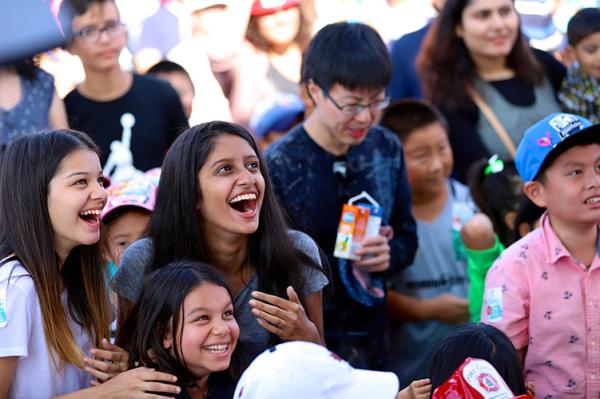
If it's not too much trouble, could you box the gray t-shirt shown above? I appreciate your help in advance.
[388,179,476,385]
[112,230,328,361]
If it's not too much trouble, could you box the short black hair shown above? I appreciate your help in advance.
[567,7,600,46]
[300,22,391,92]
[58,0,115,36]
[146,60,191,80]
[535,125,600,182]
[380,99,448,142]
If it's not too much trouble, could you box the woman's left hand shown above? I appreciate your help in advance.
[84,338,129,383]
[250,286,321,344]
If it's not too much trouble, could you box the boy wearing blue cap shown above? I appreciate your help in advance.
[482,113,600,398]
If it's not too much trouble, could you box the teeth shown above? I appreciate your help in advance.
[205,344,228,352]
[587,197,600,204]
[229,193,257,204]
[80,209,101,216]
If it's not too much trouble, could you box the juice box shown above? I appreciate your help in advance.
[334,204,370,260]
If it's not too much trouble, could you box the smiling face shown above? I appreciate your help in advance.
[197,134,265,238]
[68,0,126,72]
[570,32,600,79]
[525,143,600,230]
[106,208,151,264]
[256,6,301,49]
[165,282,239,378]
[403,122,453,201]
[307,82,387,155]
[47,149,107,261]
[456,0,519,65]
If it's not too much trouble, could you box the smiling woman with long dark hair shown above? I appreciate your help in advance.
[113,121,328,364]
[417,0,565,182]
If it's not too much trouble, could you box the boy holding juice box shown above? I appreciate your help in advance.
[265,22,417,370]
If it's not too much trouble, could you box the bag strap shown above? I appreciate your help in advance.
[469,87,517,159]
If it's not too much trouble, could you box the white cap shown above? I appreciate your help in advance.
[234,341,400,399]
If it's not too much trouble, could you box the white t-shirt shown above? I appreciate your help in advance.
[0,260,93,398]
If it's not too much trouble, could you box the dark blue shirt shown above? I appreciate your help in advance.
[388,24,430,101]
[265,124,417,334]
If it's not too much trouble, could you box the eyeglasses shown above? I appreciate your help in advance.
[73,21,125,45]
[323,90,390,117]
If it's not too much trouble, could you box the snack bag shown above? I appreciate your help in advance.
[432,358,533,399]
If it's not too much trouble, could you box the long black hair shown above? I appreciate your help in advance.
[123,261,243,387]
[148,121,320,304]
[467,157,522,246]
[0,129,111,368]
[417,0,544,111]
[429,323,527,395]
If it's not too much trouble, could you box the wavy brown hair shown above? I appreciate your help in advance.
[0,130,111,368]
[417,0,544,111]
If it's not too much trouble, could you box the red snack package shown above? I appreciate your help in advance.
[432,358,533,399]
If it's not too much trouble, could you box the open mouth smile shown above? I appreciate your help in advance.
[79,209,102,224]
[228,193,258,214]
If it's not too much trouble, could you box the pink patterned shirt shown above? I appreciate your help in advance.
[482,213,600,399]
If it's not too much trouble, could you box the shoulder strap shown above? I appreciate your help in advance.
[469,87,517,159]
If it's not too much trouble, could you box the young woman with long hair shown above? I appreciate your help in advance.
[113,121,328,363]
[0,130,180,398]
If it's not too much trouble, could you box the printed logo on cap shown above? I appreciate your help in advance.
[548,113,584,139]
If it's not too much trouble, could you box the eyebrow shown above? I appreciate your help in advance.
[341,92,385,101]
[186,300,233,317]
[64,171,90,179]
[64,170,104,179]
[210,155,258,168]
[561,156,600,167]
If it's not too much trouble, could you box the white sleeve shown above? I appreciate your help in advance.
[0,275,34,358]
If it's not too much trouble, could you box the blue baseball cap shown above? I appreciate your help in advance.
[250,93,305,139]
[515,113,600,182]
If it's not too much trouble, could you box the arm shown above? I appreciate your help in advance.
[387,144,417,276]
[53,367,181,399]
[303,289,325,345]
[0,357,17,399]
[48,89,68,129]
[481,252,530,352]
[387,290,469,324]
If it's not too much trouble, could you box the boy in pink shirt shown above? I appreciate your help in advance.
[482,112,600,398]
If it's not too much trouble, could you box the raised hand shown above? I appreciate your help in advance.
[249,286,321,344]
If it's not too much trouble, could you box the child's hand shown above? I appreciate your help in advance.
[353,235,391,273]
[526,381,536,397]
[250,287,321,344]
[425,294,469,324]
[397,379,432,399]
[84,338,129,383]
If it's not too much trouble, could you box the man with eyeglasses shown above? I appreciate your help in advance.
[58,0,188,176]
[265,22,417,371]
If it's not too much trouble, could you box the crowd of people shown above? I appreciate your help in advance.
[0,0,600,398]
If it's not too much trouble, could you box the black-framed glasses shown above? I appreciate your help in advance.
[73,21,125,45]
[323,90,390,117]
